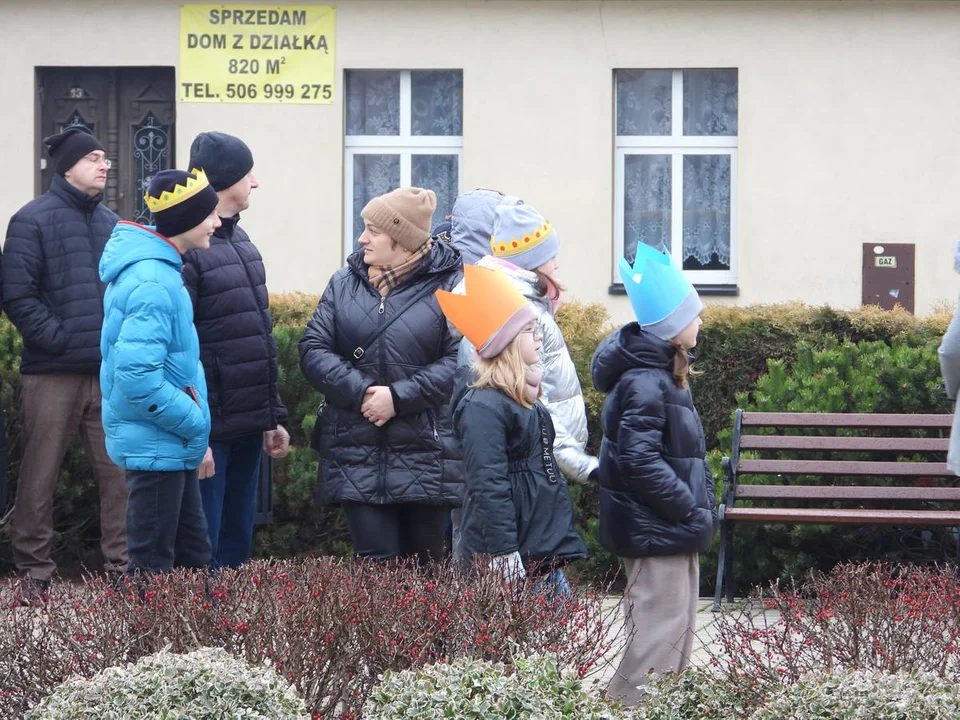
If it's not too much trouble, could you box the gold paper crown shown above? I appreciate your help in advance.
[436,265,528,352]
[143,168,211,213]
[490,219,553,258]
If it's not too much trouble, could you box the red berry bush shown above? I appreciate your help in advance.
[706,562,960,713]
[0,557,623,718]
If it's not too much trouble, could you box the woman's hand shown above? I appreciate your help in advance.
[361,386,396,427]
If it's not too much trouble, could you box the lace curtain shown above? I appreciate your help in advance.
[623,154,671,262]
[413,154,458,228]
[411,72,462,136]
[352,154,457,246]
[616,70,671,136]
[347,71,462,248]
[619,69,736,270]
[346,71,399,136]
[623,154,731,270]
[345,71,463,137]
[683,70,738,136]
[682,155,730,269]
[617,69,737,138]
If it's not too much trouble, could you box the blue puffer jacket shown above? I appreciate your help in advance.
[591,323,717,558]
[99,221,210,471]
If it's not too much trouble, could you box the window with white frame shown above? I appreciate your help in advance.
[614,69,738,287]
[344,70,463,256]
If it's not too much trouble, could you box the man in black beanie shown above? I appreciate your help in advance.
[1,127,127,603]
[182,131,289,569]
[46,127,107,177]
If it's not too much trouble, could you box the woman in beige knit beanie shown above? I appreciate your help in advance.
[299,187,465,564]
[360,187,436,256]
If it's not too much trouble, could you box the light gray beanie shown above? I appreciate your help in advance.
[489,204,560,270]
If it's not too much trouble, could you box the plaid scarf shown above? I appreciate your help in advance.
[368,238,434,297]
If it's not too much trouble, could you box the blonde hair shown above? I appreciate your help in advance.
[669,341,702,389]
[471,333,537,408]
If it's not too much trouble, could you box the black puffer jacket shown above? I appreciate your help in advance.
[182,215,287,441]
[1,175,118,375]
[451,368,587,567]
[591,323,717,558]
[299,242,464,505]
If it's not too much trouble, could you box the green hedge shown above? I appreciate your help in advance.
[0,297,953,592]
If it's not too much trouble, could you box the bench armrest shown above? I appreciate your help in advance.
[721,456,737,507]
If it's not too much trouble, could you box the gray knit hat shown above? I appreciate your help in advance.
[489,204,560,271]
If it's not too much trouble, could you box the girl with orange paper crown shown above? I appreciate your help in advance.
[436,265,587,584]
[450,202,597,593]
[591,243,718,706]
[466,203,598,486]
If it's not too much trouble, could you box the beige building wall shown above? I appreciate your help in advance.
[2,0,959,324]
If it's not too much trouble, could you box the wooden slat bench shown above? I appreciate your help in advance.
[712,411,959,610]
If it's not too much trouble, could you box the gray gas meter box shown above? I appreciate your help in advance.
[862,243,914,314]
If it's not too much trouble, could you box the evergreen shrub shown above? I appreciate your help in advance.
[363,654,624,720]
[749,670,960,720]
[27,647,310,720]
[630,668,960,720]
[630,668,747,720]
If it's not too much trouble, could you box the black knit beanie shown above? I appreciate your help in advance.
[44,127,104,176]
[146,169,220,239]
[188,131,254,191]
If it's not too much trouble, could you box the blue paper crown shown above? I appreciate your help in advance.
[620,243,697,328]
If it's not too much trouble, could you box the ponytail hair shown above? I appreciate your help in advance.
[533,268,565,305]
[669,341,701,389]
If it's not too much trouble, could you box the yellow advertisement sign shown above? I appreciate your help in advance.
[179,5,335,104]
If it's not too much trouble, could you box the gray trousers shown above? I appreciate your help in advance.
[12,373,128,580]
[606,553,699,707]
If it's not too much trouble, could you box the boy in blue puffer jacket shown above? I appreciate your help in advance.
[100,168,221,574]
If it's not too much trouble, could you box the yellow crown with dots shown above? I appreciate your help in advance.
[490,218,553,258]
[143,168,212,213]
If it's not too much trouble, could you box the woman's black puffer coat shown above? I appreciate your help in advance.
[298,242,463,505]
[591,323,717,558]
[451,368,587,567]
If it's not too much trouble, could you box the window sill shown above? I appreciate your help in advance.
[608,283,739,297]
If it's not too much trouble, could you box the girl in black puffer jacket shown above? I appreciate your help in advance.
[437,265,586,584]
[592,244,718,707]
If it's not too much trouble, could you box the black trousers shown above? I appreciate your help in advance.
[125,468,211,574]
[342,502,449,565]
